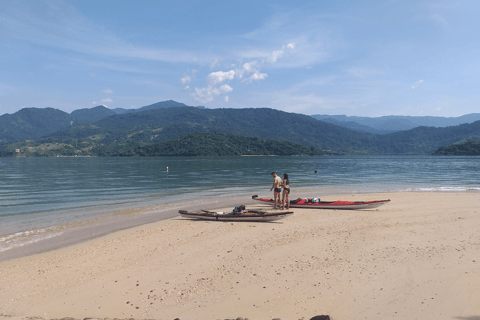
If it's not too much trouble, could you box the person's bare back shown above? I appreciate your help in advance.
[270,172,283,209]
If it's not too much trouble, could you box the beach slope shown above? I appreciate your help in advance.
[1,192,479,320]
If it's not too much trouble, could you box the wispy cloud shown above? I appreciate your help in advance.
[266,43,295,64]
[347,67,384,79]
[91,97,113,106]
[1,0,208,63]
[102,88,113,94]
[412,79,424,89]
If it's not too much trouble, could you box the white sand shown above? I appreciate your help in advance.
[1,192,479,320]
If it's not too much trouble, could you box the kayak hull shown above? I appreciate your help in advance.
[252,196,390,210]
[178,210,293,222]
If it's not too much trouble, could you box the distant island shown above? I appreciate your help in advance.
[433,139,480,155]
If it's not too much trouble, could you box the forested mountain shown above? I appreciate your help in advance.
[311,113,480,134]
[0,101,206,143]
[369,121,480,154]
[433,139,480,155]
[138,132,324,156]
[2,132,325,157]
[55,106,377,153]
[70,105,116,124]
[3,101,480,156]
[0,108,74,143]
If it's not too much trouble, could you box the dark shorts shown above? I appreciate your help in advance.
[284,188,290,194]
[274,188,282,193]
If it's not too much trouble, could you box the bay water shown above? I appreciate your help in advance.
[1,155,479,254]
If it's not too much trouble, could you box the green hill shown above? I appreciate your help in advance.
[3,102,480,156]
[71,105,116,124]
[0,108,74,143]
[83,107,377,153]
[433,139,480,155]
[2,132,325,157]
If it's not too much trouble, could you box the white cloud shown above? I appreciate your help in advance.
[181,75,191,84]
[191,43,294,103]
[191,87,214,103]
[236,61,260,80]
[412,80,424,89]
[243,71,268,84]
[101,97,113,103]
[191,84,233,104]
[219,84,233,93]
[102,88,113,94]
[207,70,235,86]
[224,96,229,103]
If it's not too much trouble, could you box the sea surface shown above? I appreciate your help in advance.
[1,155,480,253]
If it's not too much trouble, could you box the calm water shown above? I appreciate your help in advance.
[1,155,480,252]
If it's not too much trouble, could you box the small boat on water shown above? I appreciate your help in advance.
[252,195,390,210]
[179,205,293,222]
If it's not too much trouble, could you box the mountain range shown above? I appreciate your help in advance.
[311,113,480,134]
[1,100,480,156]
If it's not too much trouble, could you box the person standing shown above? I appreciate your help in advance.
[270,172,283,209]
[281,173,290,210]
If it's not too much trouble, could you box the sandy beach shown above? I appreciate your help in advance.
[1,192,479,320]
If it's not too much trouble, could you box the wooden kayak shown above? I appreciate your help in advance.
[178,208,293,222]
[252,195,390,210]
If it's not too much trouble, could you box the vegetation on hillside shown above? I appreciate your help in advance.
[3,103,480,155]
[0,108,74,143]
[433,139,480,155]
[1,132,325,157]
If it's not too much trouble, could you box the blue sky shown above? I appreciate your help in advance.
[1,0,479,117]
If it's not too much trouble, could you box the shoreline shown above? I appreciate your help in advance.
[0,195,260,263]
[0,189,449,262]
[1,191,479,319]
[0,188,397,262]
[1,189,478,263]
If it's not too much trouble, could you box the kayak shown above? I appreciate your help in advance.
[178,208,293,222]
[252,195,390,210]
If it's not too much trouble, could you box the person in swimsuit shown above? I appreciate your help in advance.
[270,172,283,209]
[281,173,290,210]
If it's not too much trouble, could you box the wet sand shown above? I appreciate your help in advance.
[1,192,479,320]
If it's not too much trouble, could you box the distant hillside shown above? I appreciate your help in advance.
[0,108,74,143]
[75,106,377,153]
[433,139,480,155]
[376,121,480,154]
[314,117,391,134]
[0,101,209,144]
[110,100,204,114]
[43,107,480,154]
[2,132,325,157]
[71,105,116,124]
[3,101,480,156]
[100,132,325,157]
[136,100,188,112]
[311,113,480,134]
